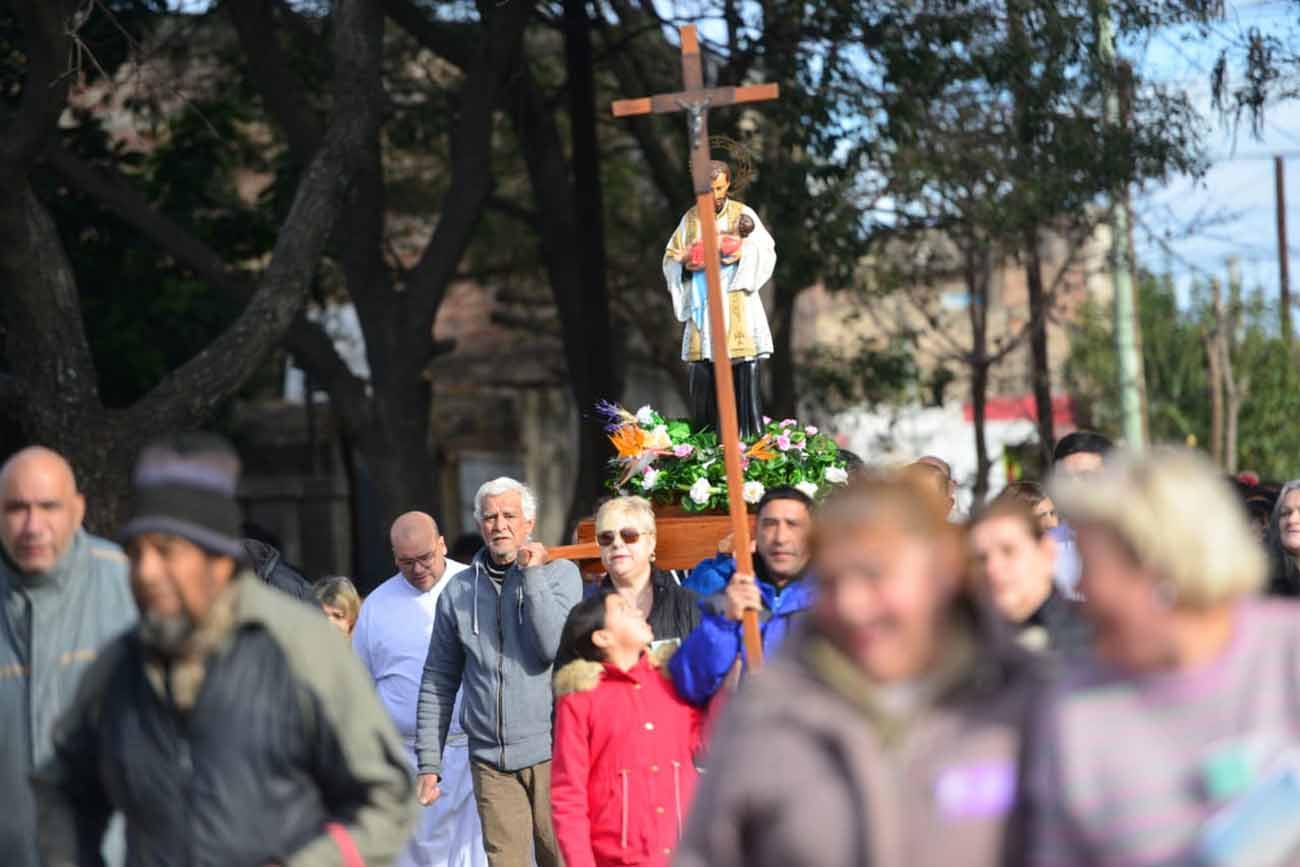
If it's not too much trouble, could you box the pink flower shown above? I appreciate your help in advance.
[762,415,772,425]
[776,433,792,451]
[805,425,819,436]
[673,443,694,458]
[780,418,798,428]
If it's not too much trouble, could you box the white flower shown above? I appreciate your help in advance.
[795,480,820,499]
[642,468,661,489]
[635,405,656,425]
[824,466,849,485]
[689,478,714,505]
[742,481,765,504]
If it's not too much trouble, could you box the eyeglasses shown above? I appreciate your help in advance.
[397,551,437,571]
[596,527,643,547]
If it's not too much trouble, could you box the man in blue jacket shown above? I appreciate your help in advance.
[671,487,815,706]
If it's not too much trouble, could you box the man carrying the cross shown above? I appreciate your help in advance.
[663,160,776,439]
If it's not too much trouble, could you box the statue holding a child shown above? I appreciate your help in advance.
[662,159,777,438]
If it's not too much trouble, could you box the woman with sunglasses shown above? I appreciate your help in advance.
[583,496,701,659]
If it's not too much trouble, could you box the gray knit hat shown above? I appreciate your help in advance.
[120,433,245,559]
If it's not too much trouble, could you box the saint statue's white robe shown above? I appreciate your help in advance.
[662,199,777,363]
[353,562,487,867]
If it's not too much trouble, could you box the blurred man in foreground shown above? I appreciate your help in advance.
[35,434,414,866]
[675,475,1048,866]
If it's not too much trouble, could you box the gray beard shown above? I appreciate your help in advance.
[138,610,196,656]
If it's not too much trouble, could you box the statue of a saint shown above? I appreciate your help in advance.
[662,160,776,438]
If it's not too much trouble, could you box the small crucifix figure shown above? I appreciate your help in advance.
[612,24,779,669]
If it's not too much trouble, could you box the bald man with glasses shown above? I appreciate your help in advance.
[352,512,486,867]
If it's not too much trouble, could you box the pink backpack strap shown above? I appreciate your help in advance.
[325,822,365,867]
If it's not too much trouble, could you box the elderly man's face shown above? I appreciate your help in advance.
[479,492,534,564]
[1,452,86,575]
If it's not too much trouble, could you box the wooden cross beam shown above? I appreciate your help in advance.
[612,25,779,670]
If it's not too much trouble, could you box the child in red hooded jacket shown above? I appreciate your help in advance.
[551,588,707,867]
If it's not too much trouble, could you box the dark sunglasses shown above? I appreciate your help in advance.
[596,527,642,547]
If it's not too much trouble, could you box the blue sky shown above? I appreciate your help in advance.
[1131,1,1300,299]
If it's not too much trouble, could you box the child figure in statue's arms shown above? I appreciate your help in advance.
[685,214,754,271]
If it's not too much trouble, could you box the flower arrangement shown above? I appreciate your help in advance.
[596,402,852,512]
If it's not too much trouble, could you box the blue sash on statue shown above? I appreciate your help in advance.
[690,260,739,336]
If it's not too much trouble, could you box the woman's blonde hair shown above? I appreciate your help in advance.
[314,575,362,626]
[594,495,657,536]
[1050,447,1265,607]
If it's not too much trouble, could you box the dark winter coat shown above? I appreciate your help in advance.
[551,646,705,867]
[33,576,415,867]
[593,569,701,647]
[1020,587,1093,659]
[242,538,316,603]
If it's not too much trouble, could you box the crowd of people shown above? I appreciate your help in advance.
[3,427,1300,866]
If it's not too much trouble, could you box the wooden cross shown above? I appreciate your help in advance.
[612,25,778,670]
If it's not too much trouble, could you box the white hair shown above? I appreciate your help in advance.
[473,477,537,523]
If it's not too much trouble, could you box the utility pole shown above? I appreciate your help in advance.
[1096,0,1146,450]
[1277,155,1293,349]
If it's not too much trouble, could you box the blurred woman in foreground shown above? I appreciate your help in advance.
[674,475,1048,867]
[1026,449,1300,866]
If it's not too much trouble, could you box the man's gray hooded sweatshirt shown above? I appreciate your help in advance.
[416,548,582,777]
[0,530,136,867]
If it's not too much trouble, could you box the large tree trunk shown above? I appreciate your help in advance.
[967,256,993,502]
[766,280,799,419]
[357,361,441,527]
[561,0,620,527]
[1024,227,1056,469]
[758,1,805,422]
[1,0,382,530]
[1204,278,1225,468]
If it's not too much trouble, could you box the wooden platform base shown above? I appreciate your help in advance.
[549,506,755,575]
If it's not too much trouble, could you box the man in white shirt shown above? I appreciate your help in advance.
[354,512,486,867]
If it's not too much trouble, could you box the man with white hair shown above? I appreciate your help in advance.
[354,511,485,866]
[416,478,581,867]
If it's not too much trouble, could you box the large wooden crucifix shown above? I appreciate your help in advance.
[613,25,778,670]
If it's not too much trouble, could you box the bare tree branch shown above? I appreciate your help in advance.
[45,143,372,427]
[131,0,385,430]
[226,0,325,158]
[0,1,79,184]
[381,0,473,68]
[402,0,532,330]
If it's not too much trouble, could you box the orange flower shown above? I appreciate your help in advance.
[609,424,647,459]
[746,434,778,461]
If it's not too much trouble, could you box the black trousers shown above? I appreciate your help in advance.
[688,358,764,439]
